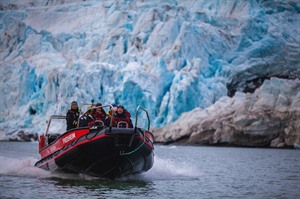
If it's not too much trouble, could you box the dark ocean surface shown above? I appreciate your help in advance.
[0,142,299,199]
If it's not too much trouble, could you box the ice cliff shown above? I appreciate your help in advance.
[0,0,299,146]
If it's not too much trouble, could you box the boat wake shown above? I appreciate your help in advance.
[0,156,50,178]
[119,155,201,181]
[0,155,200,181]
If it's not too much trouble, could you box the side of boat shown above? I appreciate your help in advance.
[35,105,155,179]
[35,127,154,179]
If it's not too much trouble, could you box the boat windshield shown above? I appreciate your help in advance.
[45,115,66,136]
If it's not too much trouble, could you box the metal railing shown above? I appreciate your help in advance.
[134,106,150,131]
[44,115,66,147]
[44,105,150,140]
[45,115,66,136]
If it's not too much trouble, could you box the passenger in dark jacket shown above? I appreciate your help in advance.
[66,101,80,131]
[79,106,95,127]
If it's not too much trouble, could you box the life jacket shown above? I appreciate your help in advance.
[112,112,133,128]
[93,111,106,122]
[87,114,95,127]
[125,110,131,118]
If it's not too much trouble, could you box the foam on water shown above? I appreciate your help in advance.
[0,156,101,181]
[119,155,201,182]
[0,153,200,181]
[143,156,200,179]
[0,156,50,178]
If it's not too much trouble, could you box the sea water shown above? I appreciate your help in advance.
[0,142,299,199]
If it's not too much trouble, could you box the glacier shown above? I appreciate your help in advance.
[0,0,300,144]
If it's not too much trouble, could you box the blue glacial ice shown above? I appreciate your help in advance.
[0,0,299,137]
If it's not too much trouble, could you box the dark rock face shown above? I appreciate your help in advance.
[227,75,298,97]
[153,78,300,148]
[7,131,38,142]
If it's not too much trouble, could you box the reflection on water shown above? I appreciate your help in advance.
[0,173,155,199]
[39,176,155,199]
[49,176,153,190]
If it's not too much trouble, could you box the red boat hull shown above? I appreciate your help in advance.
[35,127,154,179]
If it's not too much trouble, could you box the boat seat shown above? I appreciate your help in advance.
[47,133,60,145]
[89,120,105,133]
[117,121,128,128]
[94,120,104,127]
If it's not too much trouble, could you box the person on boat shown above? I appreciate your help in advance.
[87,103,107,126]
[107,103,117,117]
[94,103,107,121]
[78,105,96,127]
[112,105,133,128]
[105,104,117,126]
[66,101,80,131]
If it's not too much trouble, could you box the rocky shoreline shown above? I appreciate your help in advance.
[0,131,38,142]
[152,78,300,149]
